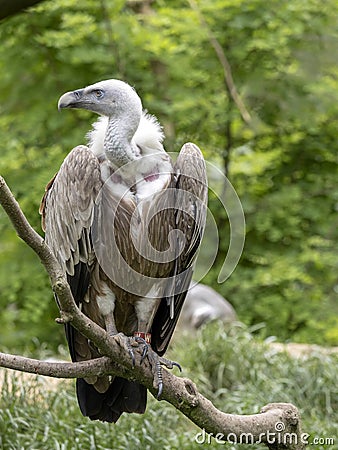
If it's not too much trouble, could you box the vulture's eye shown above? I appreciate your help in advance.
[94,89,104,99]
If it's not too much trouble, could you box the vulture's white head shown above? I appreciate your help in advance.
[58,79,146,165]
[58,79,142,120]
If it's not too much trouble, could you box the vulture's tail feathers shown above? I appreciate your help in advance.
[76,377,147,423]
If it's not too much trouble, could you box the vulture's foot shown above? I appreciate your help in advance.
[111,332,181,397]
[133,336,150,362]
[111,333,154,367]
[110,333,151,366]
[110,332,139,366]
[146,351,182,398]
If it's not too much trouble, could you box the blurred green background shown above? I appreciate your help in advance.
[0,0,337,352]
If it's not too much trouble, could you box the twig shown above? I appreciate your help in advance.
[188,0,252,125]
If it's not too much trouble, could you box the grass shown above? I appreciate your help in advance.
[0,323,337,449]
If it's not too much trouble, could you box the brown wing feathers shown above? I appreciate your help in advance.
[151,143,208,355]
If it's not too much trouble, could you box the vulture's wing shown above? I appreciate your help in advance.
[151,143,208,355]
[41,146,149,422]
[40,145,103,361]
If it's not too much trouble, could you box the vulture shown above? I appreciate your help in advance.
[40,79,207,423]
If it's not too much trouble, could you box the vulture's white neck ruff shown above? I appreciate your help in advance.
[87,112,165,159]
[87,112,172,202]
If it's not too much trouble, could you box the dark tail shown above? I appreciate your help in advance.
[76,377,147,423]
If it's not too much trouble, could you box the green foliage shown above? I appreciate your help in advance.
[0,372,190,450]
[0,0,337,349]
[1,324,337,449]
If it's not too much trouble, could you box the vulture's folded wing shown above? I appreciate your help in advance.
[151,143,208,355]
[40,145,103,361]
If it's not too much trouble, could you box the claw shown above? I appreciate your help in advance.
[159,356,182,372]
[157,357,181,397]
[133,336,149,363]
[144,352,182,398]
[155,358,163,398]
[173,361,182,372]
[141,345,149,363]
[127,340,136,366]
[157,380,163,398]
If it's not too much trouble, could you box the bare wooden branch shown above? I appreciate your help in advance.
[0,353,114,378]
[0,175,305,449]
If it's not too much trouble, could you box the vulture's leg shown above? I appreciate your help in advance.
[132,297,160,362]
[132,298,182,396]
[96,288,118,335]
[113,297,157,366]
[96,288,141,363]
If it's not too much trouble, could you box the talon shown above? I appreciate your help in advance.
[133,334,150,364]
[157,381,163,398]
[140,345,149,363]
[173,361,182,372]
[156,360,163,398]
[127,338,136,366]
[129,348,136,366]
[159,356,182,371]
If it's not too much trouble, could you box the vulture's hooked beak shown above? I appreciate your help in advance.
[58,89,85,110]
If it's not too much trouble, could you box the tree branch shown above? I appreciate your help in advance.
[0,353,114,378]
[188,0,252,125]
[0,175,305,449]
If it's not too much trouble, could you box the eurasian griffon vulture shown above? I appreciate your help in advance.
[40,79,207,422]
